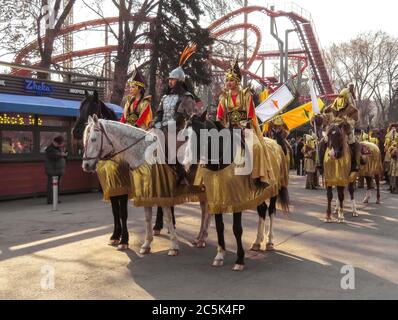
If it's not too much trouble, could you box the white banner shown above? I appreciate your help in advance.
[255,84,294,122]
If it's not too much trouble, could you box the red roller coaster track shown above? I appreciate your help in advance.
[13,5,334,96]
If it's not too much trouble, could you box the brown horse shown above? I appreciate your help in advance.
[359,142,382,204]
[333,141,382,217]
[323,124,356,223]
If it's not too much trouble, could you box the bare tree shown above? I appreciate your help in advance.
[326,31,389,127]
[83,0,157,104]
[35,0,76,77]
[0,1,35,59]
[200,0,243,21]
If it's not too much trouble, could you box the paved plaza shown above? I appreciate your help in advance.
[1,174,397,300]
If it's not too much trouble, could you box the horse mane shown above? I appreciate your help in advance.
[79,93,118,121]
[99,100,118,121]
[73,93,119,140]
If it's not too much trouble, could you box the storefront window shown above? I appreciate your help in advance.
[1,131,33,154]
[40,116,70,127]
[40,132,67,153]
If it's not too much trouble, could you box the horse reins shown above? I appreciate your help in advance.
[83,121,148,162]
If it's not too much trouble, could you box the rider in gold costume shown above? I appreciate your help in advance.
[317,83,361,173]
[216,59,276,187]
[120,67,152,129]
[302,134,318,189]
[386,123,398,193]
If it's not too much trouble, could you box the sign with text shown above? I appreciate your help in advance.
[0,113,42,126]
[0,74,104,101]
[24,80,54,95]
[69,88,94,95]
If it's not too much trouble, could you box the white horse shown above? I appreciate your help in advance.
[82,115,209,256]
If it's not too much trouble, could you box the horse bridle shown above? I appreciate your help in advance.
[82,121,148,162]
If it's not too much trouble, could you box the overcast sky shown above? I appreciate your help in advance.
[250,0,398,45]
[2,0,397,66]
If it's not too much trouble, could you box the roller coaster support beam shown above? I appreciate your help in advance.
[285,29,297,82]
[270,6,284,85]
[296,60,303,95]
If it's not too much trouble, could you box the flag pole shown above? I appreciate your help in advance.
[308,77,323,188]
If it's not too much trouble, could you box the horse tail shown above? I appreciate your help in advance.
[278,186,290,214]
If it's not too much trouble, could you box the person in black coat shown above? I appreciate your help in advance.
[45,136,67,204]
[295,137,305,176]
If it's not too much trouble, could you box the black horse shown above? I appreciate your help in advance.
[72,91,174,249]
[72,91,117,140]
[186,112,289,271]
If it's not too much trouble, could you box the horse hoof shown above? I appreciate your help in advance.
[154,230,161,236]
[337,219,345,224]
[168,249,179,257]
[233,264,245,272]
[117,244,129,251]
[266,243,275,251]
[108,239,120,246]
[363,197,370,204]
[376,199,381,204]
[250,244,262,252]
[324,217,334,223]
[139,247,151,254]
[196,241,206,249]
[212,259,224,267]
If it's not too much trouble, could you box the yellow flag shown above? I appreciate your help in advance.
[258,89,269,104]
[280,98,325,131]
[262,122,270,133]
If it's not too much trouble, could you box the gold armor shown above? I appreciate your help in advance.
[122,96,152,130]
[217,87,253,129]
[323,85,359,140]
[318,84,360,172]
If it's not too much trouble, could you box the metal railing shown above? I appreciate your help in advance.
[0,60,112,86]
